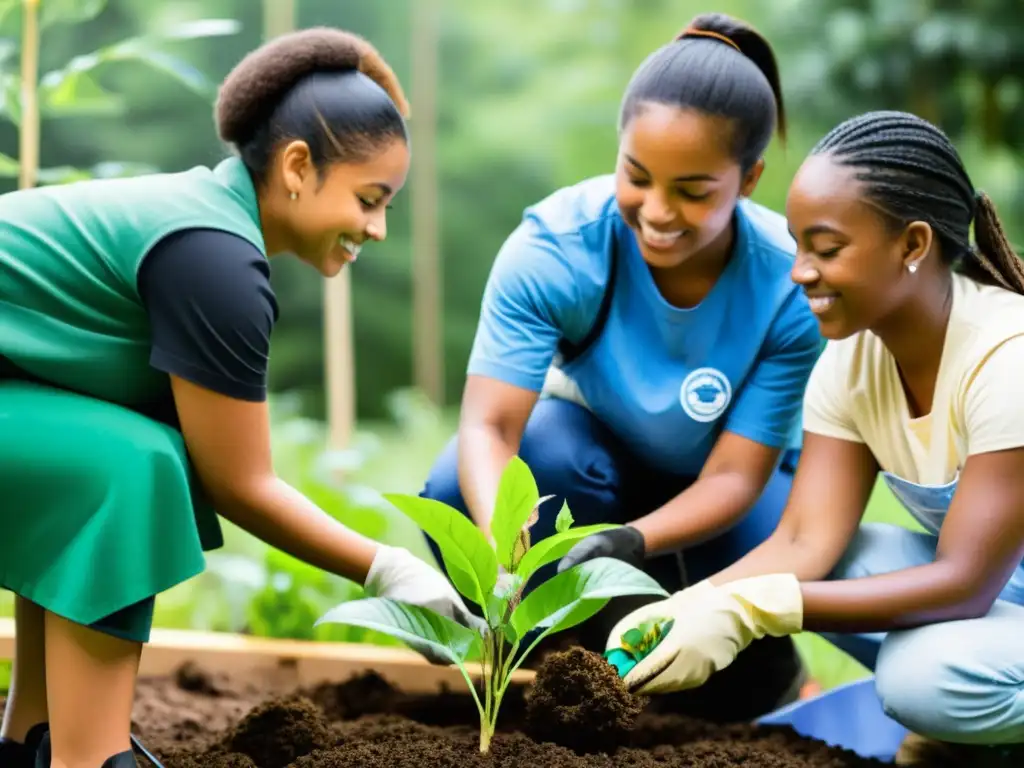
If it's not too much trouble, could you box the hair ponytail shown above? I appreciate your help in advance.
[619,13,785,171]
[966,192,1024,294]
[680,15,787,143]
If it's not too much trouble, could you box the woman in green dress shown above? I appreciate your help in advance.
[0,28,476,768]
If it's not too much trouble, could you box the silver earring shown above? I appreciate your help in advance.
[908,262,918,274]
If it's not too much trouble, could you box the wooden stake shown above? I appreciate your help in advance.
[18,0,39,190]
[411,0,444,405]
[262,0,296,41]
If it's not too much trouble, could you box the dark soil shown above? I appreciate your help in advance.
[3,647,953,767]
[524,647,644,754]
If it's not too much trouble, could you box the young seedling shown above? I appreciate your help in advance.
[316,456,669,753]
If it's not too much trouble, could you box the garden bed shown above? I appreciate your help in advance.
[111,645,893,767]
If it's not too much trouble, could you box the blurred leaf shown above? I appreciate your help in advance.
[39,67,123,118]
[0,71,19,125]
[37,18,240,114]
[0,0,105,37]
[0,151,18,176]
[40,0,107,29]
[162,18,242,39]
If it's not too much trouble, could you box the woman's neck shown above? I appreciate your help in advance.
[872,271,955,417]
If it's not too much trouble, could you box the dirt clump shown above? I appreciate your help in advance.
[222,694,331,768]
[525,647,644,754]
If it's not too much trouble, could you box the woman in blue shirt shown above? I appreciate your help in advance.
[419,12,821,719]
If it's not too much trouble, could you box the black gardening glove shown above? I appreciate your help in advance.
[557,525,646,573]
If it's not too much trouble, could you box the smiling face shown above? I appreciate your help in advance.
[615,103,763,270]
[269,137,410,277]
[785,153,934,339]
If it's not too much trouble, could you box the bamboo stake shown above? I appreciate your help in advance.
[18,0,39,190]
[263,0,295,40]
[411,0,444,405]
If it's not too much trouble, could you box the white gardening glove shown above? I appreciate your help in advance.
[364,544,486,664]
[605,575,803,695]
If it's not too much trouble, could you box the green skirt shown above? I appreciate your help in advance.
[0,381,223,642]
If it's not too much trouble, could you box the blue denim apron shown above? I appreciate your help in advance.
[882,470,1024,605]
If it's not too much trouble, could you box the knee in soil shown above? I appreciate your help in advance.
[222,694,331,768]
[524,646,644,754]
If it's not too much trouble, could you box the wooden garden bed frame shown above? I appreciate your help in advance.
[0,619,535,694]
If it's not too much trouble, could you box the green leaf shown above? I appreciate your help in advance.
[105,43,214,95]
[40,0,106,29]
[316,597,481,665]
[554,500,573,534]
[0,0,106,36]
[0,71,20,126]
[382,493,497,608]
[490,456,540,569]
[36,20,240,114]
[0,151,19,177]
[39,67,123,118]
[513,523,618,581]
[507,557,668,642]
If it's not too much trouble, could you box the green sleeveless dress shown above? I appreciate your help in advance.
[0,157,266,642]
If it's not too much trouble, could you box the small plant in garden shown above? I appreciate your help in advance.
[317,456,669,753]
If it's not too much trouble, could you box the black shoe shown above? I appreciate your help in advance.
[0,722,49,768]
[100,750,137,768]
[35,730,145,768]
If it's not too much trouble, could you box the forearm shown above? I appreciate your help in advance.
[630,472,762,556]
[708,529,833,586]
[213,475,378,585]
[457,422,517,535]
[799,561,991,633]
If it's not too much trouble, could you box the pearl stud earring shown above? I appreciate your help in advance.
[290,192,298,200]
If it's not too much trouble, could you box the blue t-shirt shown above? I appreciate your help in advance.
[467,175,822,476]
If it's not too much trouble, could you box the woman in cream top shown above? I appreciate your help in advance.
[594,110,1024,764]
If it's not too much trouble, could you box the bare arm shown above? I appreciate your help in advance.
[799,447,1024,633]
[632,432,781,555]
[709,431,878,585]
[457,375,538,534]
[171,375,378,585]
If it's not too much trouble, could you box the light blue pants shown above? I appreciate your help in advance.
[821,523,1024,745]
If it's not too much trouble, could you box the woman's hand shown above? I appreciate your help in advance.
[364,544,485,629]
[557,525,645,572]
[605,575,803,694]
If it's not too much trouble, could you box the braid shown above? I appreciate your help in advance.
[812,110,1024,295]
[973,192,1024,292]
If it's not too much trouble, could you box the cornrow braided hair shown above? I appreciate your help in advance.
[811,110,1024,295]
